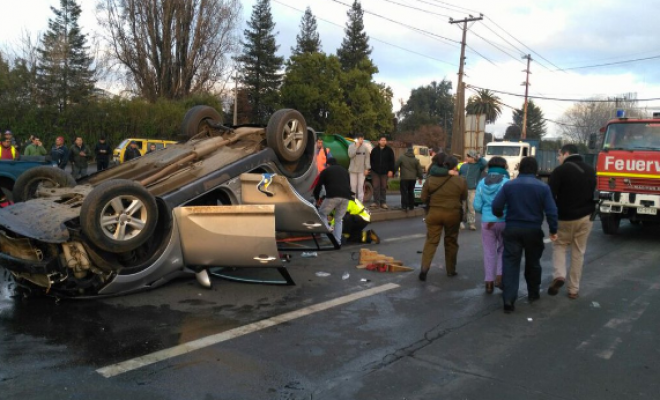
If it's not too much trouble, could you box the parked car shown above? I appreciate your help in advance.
[113,138,178,164]
[0,155,52,202]
[0,106,336,298]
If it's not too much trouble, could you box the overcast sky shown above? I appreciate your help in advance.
[3,0,660,137]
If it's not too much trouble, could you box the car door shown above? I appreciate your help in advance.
[174,205,280,267]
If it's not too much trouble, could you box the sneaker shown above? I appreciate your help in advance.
[503,302,515,314]
[460,222,466,230]
[370,203,378,208]
[568,292,579,299]
[547,278,565,296]
[528,293,540,303]
[469,224,476,230]
[381,204,388,209]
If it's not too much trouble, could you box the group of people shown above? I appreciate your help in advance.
[420,144,597,314]
[47,136,113,178]
[0,131,116,179]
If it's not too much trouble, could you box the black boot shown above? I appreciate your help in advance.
[419,269,428,282]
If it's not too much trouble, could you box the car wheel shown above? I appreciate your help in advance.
[363,181,373,202]
[12,166,77,203]
[600,214,620,235]
[80,179,158,253]
[181,105,223,139]
[266,109,308,163]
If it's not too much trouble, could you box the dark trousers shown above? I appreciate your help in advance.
[371,173,388,205]
[97,160,109,171]
[502,227,545,305]
[343,214,369,242]
[421,207,461,275]
[399,179,415,210]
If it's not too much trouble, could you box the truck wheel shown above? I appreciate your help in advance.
[267,109,307,163]
[181,105,223,139]
[12,166,77,203]
[600,214,620,235]
[363,181,373,202]
[80,180,158,253]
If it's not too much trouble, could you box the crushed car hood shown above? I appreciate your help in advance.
[0,187,91,243]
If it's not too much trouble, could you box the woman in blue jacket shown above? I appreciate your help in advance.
[474,156,509,293]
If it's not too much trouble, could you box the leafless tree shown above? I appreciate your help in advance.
[96,0,242,101]
[559,94,642,144]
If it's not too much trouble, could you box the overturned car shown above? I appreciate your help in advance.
[0,107,337,298]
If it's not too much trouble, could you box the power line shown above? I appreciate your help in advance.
[378,0,452,18]
[483,16,566,73]
[468,84,660,103]
[557,54,660,71]
[416,0,481,15]
[273,0,457,66]
[468,28,525,64]
[327,0,460,45]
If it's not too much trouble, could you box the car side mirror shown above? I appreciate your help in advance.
[588,133,596,150]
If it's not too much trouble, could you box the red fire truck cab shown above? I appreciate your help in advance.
[594,112,660,234]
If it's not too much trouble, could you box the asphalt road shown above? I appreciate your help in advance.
[1,213,659,400]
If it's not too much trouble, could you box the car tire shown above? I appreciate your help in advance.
[266,109,308,163]
[12,166,77,203]
[600,214,620,235]
[181,105,223,139]
[80,179,158,253]
[363,181,373,202]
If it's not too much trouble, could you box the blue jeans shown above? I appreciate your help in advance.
[319,197,349,245]
[502,227,545,305]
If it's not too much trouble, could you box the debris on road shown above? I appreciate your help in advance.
[301,252,318,258]
[356,249,413,272]
[315,272,330,277]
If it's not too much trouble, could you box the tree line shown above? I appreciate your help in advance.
[0,0,634,153]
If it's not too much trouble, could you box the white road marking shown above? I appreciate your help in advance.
[97,283,400,378]
[382,233,425,243]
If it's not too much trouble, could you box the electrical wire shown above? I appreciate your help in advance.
[326,0,460,45]
[468,84,660,103]
[556,55,660,71]
[273,0,457,66]
[377,0,452,18]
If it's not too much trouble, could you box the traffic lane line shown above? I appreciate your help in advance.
[97,283,400,378]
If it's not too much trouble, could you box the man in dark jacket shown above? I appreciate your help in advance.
[314,158,352,247]
[459,150,488,230]
[369,136,395,209]
[547,144,597,300]
[69,137,91,179]
[395,146,423,211]
[95,137,111,171]
[492,157,558,314]
[51,136,68,169]
[124,141,142,161]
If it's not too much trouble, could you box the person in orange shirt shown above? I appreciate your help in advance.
[316,138,332,173]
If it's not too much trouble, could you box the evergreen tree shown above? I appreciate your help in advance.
[398,80,454,134]
[37,0,94,111]
[237,0,284,123]
[336,0,372,71]
[512,100,547,139]
[291,7,322,56]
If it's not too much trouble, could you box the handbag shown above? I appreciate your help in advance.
[424,177,452,214]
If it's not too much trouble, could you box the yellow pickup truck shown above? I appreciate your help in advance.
[113,138,177,164]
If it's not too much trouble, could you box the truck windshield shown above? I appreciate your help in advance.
[486,146,520,157]
[603,122,660,150]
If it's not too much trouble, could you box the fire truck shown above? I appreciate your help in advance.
[592,111,660,234]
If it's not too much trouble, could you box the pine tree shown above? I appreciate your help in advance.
[291,7,322,56]
[37,0,94,111]
[337,0,372,71]
[237,0,284,123]
[512,100,547,139]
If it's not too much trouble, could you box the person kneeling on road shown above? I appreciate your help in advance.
[330,197,380,244]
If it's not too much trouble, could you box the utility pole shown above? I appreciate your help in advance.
[449,14,482,158]
[233,72,239,126]
[521,54,532,139]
